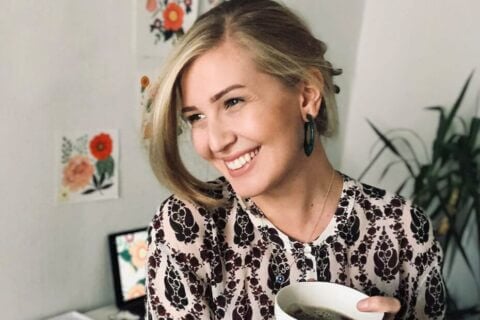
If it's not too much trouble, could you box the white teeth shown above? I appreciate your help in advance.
[225,149,258,170]
[234,159,242,167]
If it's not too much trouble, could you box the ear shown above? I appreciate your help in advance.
[298,69,324,122]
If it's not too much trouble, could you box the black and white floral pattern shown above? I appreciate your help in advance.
[146,174,446,319]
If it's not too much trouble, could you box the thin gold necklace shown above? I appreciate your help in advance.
[267,169,336,285]
[305,168,336,243]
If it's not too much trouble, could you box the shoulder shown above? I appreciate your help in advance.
[347,175,416,218]
[350,176,407,211]
[344,175,435,247]
[148,177,235,250]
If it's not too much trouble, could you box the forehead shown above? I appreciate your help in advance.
[180,40,259,103]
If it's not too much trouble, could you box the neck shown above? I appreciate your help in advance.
[251,143,341,241]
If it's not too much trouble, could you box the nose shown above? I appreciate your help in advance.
[207,116,236,153]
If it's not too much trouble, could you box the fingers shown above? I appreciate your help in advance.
[357,296,401,314]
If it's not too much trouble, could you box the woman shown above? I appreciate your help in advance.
[145,0,446,319]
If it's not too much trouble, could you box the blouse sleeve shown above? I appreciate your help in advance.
[400,204,446,319]
[145,196,213,320]
[413,246,446,319]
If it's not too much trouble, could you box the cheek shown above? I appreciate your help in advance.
[191,130,210,160]
[255,109,302,145]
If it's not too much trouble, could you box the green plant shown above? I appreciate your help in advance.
[359,73,480,318]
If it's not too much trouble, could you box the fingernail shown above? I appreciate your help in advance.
[357,299,369,310]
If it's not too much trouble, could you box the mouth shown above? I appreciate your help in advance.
[224,147,260,171]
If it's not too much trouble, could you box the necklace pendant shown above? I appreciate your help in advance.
[275,274,285,284]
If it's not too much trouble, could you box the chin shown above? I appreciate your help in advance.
[225,176,266,199]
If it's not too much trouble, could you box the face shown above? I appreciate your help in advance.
[180,40,315,198]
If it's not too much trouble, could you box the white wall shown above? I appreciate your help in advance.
[1,1,165,319]
[341,1,480,185]
[281,0,366,166]
[341,0,480,308]
[5,0,478,318]
[0,1,364,319]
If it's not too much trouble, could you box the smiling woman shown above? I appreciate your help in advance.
[149,0,340,207]
[180,39,315,198]
[144,0,446,319]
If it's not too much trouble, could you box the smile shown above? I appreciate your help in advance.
[225,148,259,170]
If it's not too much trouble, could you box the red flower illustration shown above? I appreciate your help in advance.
[163,2,184,31]
[90,133,113,160]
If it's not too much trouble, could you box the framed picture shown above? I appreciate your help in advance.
[55,130,119,204]
[108,227,149,316]
[136,0,199,59]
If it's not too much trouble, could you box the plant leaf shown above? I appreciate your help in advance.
[389,128,430,162]
[448,72,474,128]
[163,30,173,41]
[426,106,446,161]
[456,116,468,135]
[433,188,479,289]
[395,137,422,169]
[470,188,480,285]
[433,72,473,159]
[96,157,114,179]
[367,120,416,177]
[369,128,429,162]
[358,145,388,181]
[379,159,403,182]
[82,189,96,195]
[119,249,131,262]
[428,203,443,221]
[468,117,480,149]
[395,177,410,195]
[101,183,113,190]
[99,172,105,186]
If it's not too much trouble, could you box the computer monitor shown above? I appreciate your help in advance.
[108,227,148,316]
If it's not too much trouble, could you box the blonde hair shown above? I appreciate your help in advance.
[149,0,341,207]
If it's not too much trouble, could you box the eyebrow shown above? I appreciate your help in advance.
[210,84,245,103]
[181,84,245,113]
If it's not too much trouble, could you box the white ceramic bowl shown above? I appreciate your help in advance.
[275,282,384,320]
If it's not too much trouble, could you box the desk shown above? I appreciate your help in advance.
[85,305,118,320]
[85,305,142,320]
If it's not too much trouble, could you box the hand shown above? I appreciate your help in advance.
[357,296,400,318]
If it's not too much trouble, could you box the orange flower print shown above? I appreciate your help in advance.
[62,156,94,191]
[126,284,145,299]
[140,75,150,92]
[146,0,157,12]
[163,2,184,31]
[129,240,148,269]
[89,133,113,160]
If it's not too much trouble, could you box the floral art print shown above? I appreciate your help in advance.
[137,0,199,58]
[115,230,148,301]
[56,130,119,204]
[140,75,155,144]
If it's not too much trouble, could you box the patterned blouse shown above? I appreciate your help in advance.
[145,174,446,319]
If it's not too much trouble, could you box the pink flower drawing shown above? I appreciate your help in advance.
[127,284,146,299]
[62,155,94,191]
[129,240,148,269]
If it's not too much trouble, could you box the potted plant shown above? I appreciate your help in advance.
[359,73,480,319]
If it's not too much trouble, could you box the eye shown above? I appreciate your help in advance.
[224,97,244,109]
[184,113,206,125]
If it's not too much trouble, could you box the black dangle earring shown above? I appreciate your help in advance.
[303,114,315,156]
